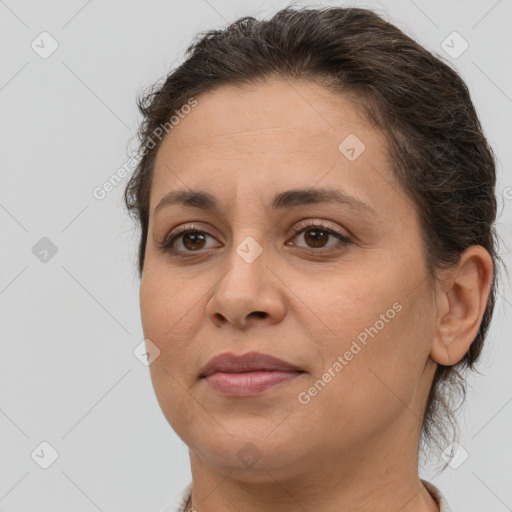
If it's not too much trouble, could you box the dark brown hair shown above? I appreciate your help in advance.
[124,5,502,461]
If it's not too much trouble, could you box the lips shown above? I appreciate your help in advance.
[200,352,303,377]
[200,352,305,396]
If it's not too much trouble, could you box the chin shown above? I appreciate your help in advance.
[185,421,309,477]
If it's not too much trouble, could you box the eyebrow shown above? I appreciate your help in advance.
[154,187,376,218]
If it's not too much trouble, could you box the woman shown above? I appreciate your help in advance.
[124,6,500,511]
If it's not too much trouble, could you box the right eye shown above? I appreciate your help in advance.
[159,226,222,255]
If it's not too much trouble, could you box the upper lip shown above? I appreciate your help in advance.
[200,352,304,377]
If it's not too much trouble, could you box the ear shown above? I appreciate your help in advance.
[430,245,494,366]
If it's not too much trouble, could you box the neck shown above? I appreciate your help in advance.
[185,424,439,512]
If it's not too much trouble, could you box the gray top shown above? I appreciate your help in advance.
[163,479,454,512]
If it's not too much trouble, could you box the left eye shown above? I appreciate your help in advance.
[287,225,351,250]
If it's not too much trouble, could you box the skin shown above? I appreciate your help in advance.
[139,79,493,512]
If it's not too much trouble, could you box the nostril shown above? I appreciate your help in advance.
[251,311,267,319]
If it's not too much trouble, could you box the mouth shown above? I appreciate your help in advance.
[200,351,305,397]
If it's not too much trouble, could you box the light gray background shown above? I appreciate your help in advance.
[1,0,511,511]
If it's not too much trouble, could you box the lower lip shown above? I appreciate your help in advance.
[204,370,302,396]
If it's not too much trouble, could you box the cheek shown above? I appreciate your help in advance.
[140,272,204,440]
[140,278,168,347]
[139,266,211,389]
[300,268,432,416]
[312,248,431,361]
[139,264,202,347]
[293,266,401,355]
[148,360,203,449]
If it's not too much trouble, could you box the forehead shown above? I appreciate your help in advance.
[156,79,376,159]
[150,79,398,216]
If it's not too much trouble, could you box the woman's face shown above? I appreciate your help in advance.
[139,79,438,479]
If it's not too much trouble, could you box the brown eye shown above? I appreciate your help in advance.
[161,228,222,255]
[287,222,352,252]
[182,231,207,251]
[303,228,330,248]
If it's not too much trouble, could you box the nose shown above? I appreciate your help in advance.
[206,245,286,329]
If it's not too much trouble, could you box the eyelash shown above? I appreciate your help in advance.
[159,220,352,257]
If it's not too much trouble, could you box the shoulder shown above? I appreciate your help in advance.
[421,479,456,512]
[161,482,192,512]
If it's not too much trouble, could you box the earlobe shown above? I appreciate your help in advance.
[430,245,493,367]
